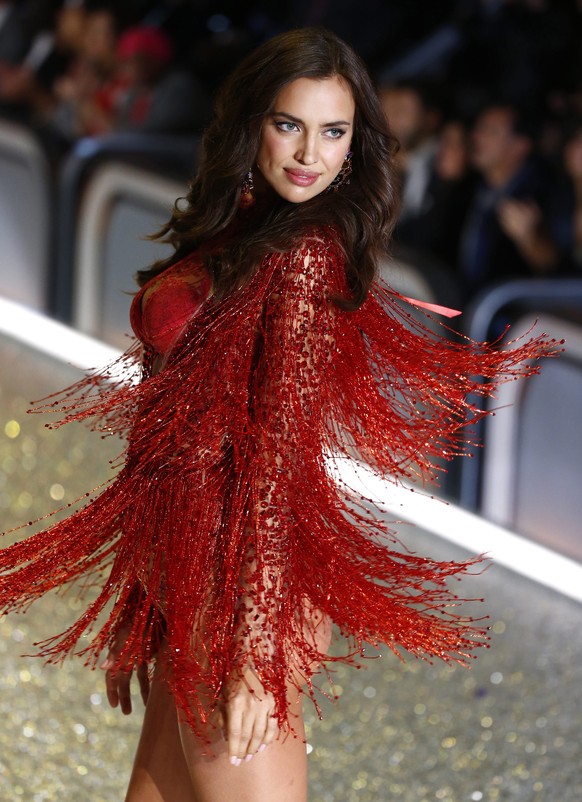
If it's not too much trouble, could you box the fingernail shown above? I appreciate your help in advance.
[229,756,241,767]
[245,754,253,762]
[258,743,267,753]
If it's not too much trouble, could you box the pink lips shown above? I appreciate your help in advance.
[284,168,320,187]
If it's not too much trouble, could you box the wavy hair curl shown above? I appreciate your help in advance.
[137,27,399,310]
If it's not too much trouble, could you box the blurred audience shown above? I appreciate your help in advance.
[48,4,119,141]
[379,80,441,224]
[107,26,208,134]
[380,77,477,269]
[0,2,87,125]
[1,0,581,310]
[50,23,208,142]
[458,104,564,299]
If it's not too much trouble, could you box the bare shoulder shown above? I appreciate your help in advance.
[293,226,341,255]
[281,228,344,277]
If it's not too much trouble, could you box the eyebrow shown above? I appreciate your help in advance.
[271,111,352,127]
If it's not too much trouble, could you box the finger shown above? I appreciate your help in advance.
[263,713,279,746]
[137,662,150,707]
[235,714,256,762]
[100,651,115,671]
[216,706,227,741]
[116,670,133,715]
[226,706,244,765]
[105,670,119,709]
[105,669,133,714]
[246,711,271,758]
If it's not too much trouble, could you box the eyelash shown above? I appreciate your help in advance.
[274,122,346,139]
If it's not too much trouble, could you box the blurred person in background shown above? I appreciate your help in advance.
[47,3,120,142]
[458,103,563,300]
[379,80,441,225]
[87,24,209,135]
[0,0,83,125]
[380,80,476,275]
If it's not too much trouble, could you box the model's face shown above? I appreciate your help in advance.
[256,76,355,203]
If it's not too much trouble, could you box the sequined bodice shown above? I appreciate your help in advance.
[130,255,213,356]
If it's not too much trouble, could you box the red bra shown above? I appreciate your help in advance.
[130,253,213,356]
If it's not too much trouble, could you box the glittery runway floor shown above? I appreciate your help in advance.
[1,333,581,802]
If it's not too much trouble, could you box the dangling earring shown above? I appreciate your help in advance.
[241,168,255,207]
[327,150,353,192]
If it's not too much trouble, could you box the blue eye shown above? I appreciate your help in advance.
[327,128,346,139]
[276,121,299,133]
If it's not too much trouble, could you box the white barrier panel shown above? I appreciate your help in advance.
[73,162,184,348]
[330,455,582,605]
[0,121,50,310]
[0,297,121,370]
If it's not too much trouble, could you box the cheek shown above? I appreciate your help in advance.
[258,130,287,167]
[329,143,349,172]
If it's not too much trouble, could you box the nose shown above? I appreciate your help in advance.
[295,133,318,165]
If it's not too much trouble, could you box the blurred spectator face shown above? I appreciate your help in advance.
[83,10,117,66]
[55,6,86,53]
[116,27,173,87]
[436,121,470,181]
[471,107,531,178]
[380,87,427,152]
[564,130,582,181]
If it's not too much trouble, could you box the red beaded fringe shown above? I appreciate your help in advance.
[0,232,561,736]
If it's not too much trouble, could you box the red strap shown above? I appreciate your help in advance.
[399,295,462,319]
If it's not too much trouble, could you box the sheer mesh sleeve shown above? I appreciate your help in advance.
[229,241,338,712]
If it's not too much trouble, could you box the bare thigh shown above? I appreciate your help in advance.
[176,606,332,802]
[124,660,196,802]
[178,686,308,802]
[125,603,331,802]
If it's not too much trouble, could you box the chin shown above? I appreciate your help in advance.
[281,184,329,204]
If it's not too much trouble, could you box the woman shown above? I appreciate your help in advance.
[0,28,556,802]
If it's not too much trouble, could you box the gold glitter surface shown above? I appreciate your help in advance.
[1,334,582,800]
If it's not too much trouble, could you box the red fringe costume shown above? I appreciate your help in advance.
[0,226,558,734]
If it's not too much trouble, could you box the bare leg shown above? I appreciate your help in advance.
[124,608,329,802]
[124,665,196,802]
[178,688,308,802]
[176,610,331,802]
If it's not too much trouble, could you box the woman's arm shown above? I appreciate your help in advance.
[222,240,339,763]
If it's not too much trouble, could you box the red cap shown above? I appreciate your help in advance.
[117,27,174,67]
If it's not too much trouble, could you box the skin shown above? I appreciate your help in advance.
[255,76,354,203]
[101,75,354,802]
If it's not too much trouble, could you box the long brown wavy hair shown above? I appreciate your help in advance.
[137,27,399,310]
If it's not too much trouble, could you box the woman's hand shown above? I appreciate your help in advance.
[100,626,150,715]
[223,665,280,766]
